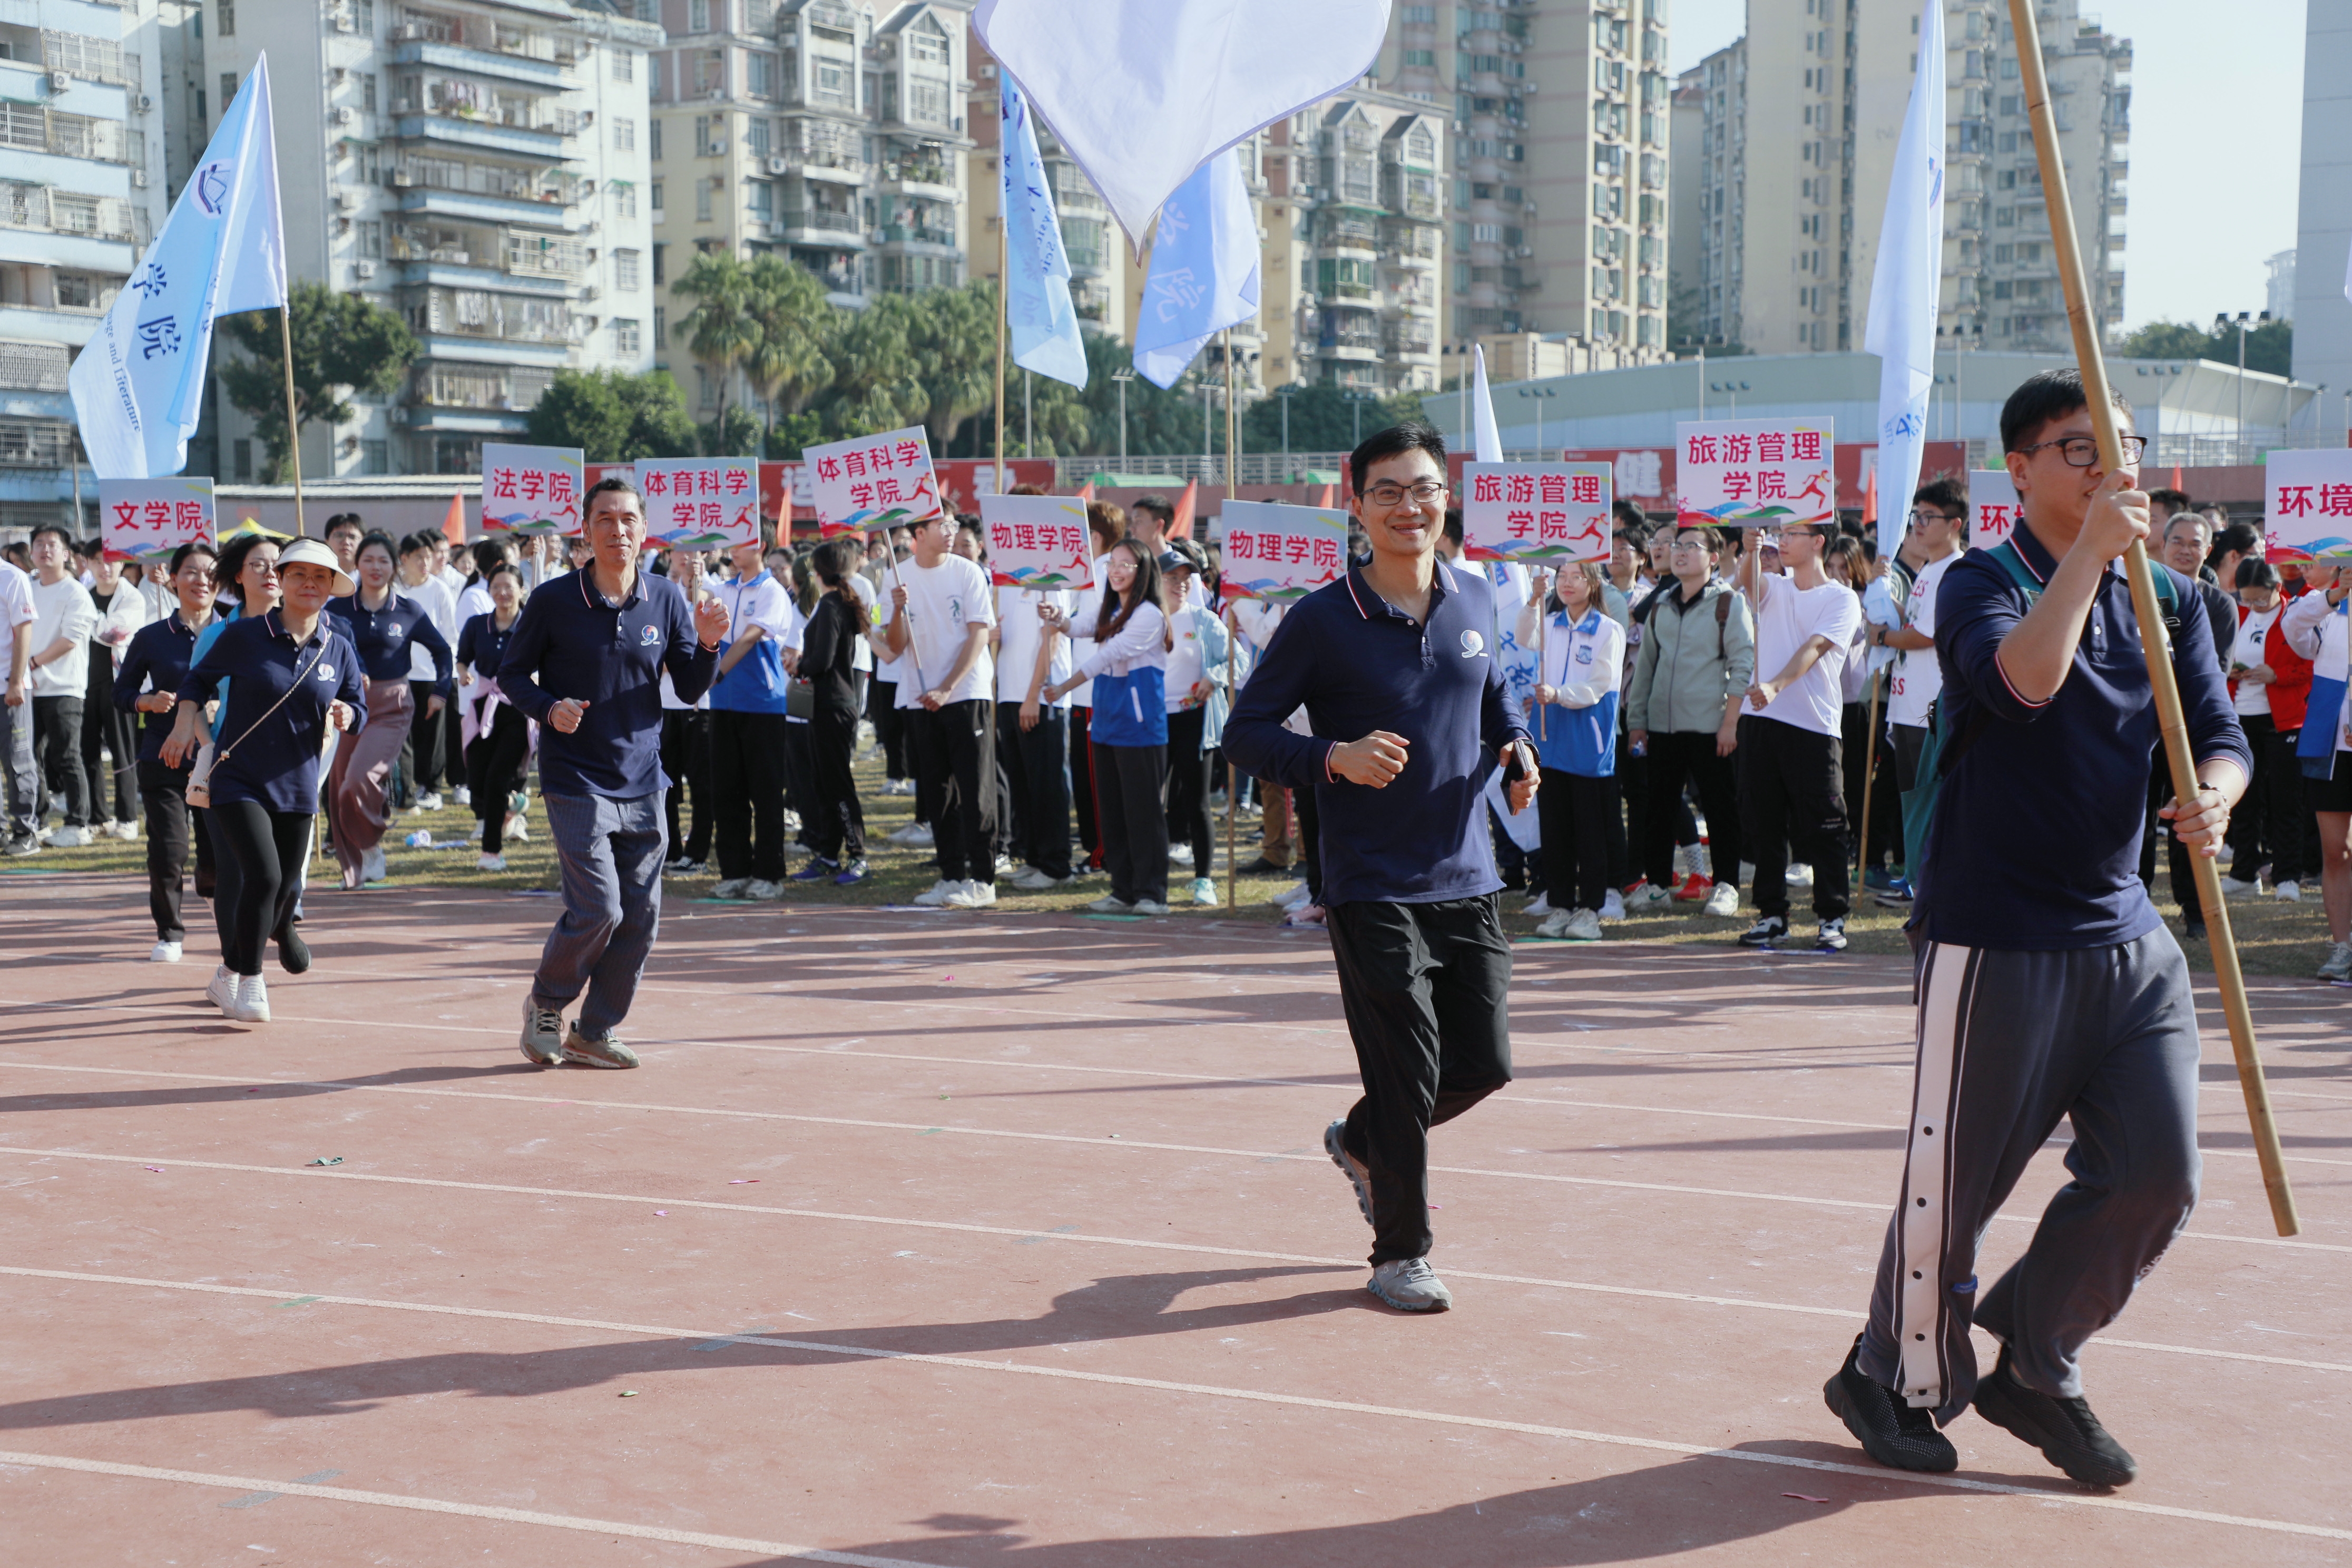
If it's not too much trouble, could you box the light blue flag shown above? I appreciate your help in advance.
[1001,81,1087,389]
[71,55,287,478]
[1863,0,1946,558]
[1133,149,1259,390]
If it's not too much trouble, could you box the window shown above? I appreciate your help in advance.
[689,0,710,31]
[694,178,712,221]
[357,0,372,33]
[652,242,665,285]
[614,117,635,151]
[612,180,636,218]
[361,439,388,475]
[219,1,234,35]
[1403,49,1434,66]
[1402,4,1434,19]
[233,439,252,479]
[357,220,383,258]
[695,50,724,93]
[613,318,641,355]
[747,116,769,157]
[653,305,665,347]
[363,74,377,113]
[909,81,948,123]
[615,249,641,290]
[748,51,776,98]
[909,29,949,65]
[220,72,237,107]
[814,58,851,104]
[651,180,664,213]
[613,50,633,83]
[650,120,662,160]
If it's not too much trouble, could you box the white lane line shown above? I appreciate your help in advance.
[0,1063,2341,1248]
[0,1448,933,1566]
[0,1287,2342,1544]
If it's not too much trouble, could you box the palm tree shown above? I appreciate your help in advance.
[904,280,998,448]
[670,251,760,438]
[741,256,835,454]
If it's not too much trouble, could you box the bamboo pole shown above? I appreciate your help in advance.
[1856,674,1883,884]
[279,303,306,538]
[2009,0,2296,1234]
[994,210,1010,495]
[1223,328,1240,912]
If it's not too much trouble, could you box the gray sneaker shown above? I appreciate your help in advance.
[561,1026,641,1070]
[520,1001,566,1067]
[1367,1257,1453,1312]
[2320,942,2352,983]
[1324,1119,1374,1229]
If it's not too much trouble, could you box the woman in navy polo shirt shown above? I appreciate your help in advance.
[113,540,220,963]
[1044,539,1170,914]
[167,540,368,1025]
[326,530,453,890]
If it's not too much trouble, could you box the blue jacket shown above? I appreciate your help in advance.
[1529,604,1624,779]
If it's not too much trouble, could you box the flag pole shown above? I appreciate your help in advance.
[1223,328,1240,911]
[994,203,1010,495]
[278,302,306,538]
[2009,0,2296,1235]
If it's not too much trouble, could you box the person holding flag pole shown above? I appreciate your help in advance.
[1824,0,2295,1491]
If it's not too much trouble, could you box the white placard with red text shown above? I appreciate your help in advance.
[980,493,1094,592]
[100,478,213,564]
[1217,499,1347,604]
[2263,449,2352,561]
[1461,463,1613,565]
[635,459,759,550]
[804,425,946,537]
[482,443,584,535]
[1967,469,2020,549]
[1672,418,1833,530]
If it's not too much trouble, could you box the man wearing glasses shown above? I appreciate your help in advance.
[1826,369,2248,1489]
[1225,423,1535,1315]
[1866,479,1969,903]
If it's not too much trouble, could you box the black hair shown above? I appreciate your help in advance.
[583,475,641,521]
[1999,367,2132,455]
[2236,557,2280,592]
[213,531,279,596]
[1673,523,1725,555]
[28,523,72,551]
[1348,420,1448,497]
[812,536,860,589]
[166,540,218,578]
[2148,487,2192,512]
[1442,507,1465,546]
[1912,475,1968,523]
[1094,537,1164,643]
[355,528,399,565]
[1611,499,1648,534]
[324,513,365,540]
[484,559,523,586]
[2210,522,2260,564]
[399,531,436,556]
[470,537,511,576]
[1129,494,1174,527]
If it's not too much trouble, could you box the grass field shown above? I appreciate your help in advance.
[9,743,2342,978]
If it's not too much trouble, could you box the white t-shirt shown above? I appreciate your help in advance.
[995,585,1075,705]
[886,553,995,708]
[1887,551,1959,729]
[0,562,33,674]
[399,574,459,683]
[2233,606,2278,718]
[1752,573,1860,736]
[845,572,877,674]
[1165,600,1214,712]
[27,575,96,697]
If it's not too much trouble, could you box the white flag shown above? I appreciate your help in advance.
[1863,0,1945,558]
[71,55,287,478]
[1132,150,1259,389]
[1472,344,1503,463]
[975,0,1391,250]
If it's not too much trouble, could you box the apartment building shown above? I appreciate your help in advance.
[1677,0,2128,360]
[1378,1,1671,370]
[0,0,174,526]
[201,0,661,478]
[647,0,973,411]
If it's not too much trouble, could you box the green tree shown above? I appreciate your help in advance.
[1241,384,1425,456]
[670,251,760,433]
[741,255,836,451]
[2117,317,2291,377]
[523,369,697,462]
[905,280,1000,446]
[701,405,763,458]
[219,282,418,482]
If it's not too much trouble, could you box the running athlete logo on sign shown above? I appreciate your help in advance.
[1674,419,1834,531]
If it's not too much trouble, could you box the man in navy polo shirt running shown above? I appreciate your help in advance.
[1825,369,2250,1486]
[501,478,729,1069]
[1226,422,1536,1314]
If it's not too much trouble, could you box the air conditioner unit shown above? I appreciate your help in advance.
[332,106,354,126]
[48,72,70,92]
[131,168,149,187]
[1517,245,1533,257]
[355,259,378,280]
[391,170,414,187]
[335,15,354,32]
[135,94,153,113]
[580,284,600,299]
[393,23,422,40]
[766,155,790,175]
[335,190,359,211]
[579,110,594,125]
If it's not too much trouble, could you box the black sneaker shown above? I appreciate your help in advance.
[1823,1334,1958,1473]
[1815,917,1848,953]
[1971,1346,2137,1486]
[1739,914,1789,948]
[274,923,311,975]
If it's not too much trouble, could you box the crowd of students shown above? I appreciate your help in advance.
[2,463,2344,981]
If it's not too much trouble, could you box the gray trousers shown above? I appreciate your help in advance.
[1,697,34,841]
[1859,928,2201,1426]
[533,791,665,1040]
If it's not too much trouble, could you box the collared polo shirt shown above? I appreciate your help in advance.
[114,610,207,762]
[1918,520,2251,950]
[498,566,717,799]
[1224,559,1530,907]
[181,610,370,812]
[330,590,453,695]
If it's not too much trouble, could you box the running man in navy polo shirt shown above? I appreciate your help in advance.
[1225,423,1536,1314]
[1825,369,2250,1487]
[499,478,729,1069]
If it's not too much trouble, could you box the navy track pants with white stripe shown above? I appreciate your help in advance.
[1858,928,2202,1426]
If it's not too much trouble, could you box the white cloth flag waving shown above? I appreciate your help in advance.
[975,0,1391,250]
[1472,344,1503,462]
[1862,0,1945,558]
[1132,149,1259,389]
[71,55,287,478]
[1001,79,1088,389]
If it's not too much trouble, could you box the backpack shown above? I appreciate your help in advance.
[1899,540,2179,889]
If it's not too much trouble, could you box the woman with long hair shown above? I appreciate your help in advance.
[113,540,220,962]
[326,530,452,889]
[1045,537,1169,913]
[165,540,367,1024]
[1525,560,1628,940]
[455,561,531,871]
[791,537,870,883]
[1065,501,1127,875]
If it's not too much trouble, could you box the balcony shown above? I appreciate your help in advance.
[391,38,574,90]
[0,103,130,166]
[773,209,865,248]
[394,114,576,161]
[0,417,72,467]
[1322,218,1378,253]
[879,156,956,200]
[398,184,581,231]
[879,221,956,248]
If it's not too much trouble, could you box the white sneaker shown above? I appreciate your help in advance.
[361,846,389,884]
[711,877,752,898]
[1786,862,1814,888]
[1086,894,1134,914]
[2222,874,2262,899]
[450,785,472,806]
[745,878,783,900]
[42,825,90,848]
[416,791,444,812]
[468,819,485,841]
[1130,898,1171,915]
[1703,881,1741,918]
[1007,866,1062,891]
[1535,908,1573,938]
[2320,941,2352,983]
[1190,876,1218,905]
[1521,893,1552,917]
[1276,880,1312,910]
[112,820,140,841]
[913,878,955,906]
[205,966,236,1015]
[149,939,182,964]
[944,879,997,909]
[782,809,803,833]
[1626,881,1673,911]
[1169,843,1195,867]
[228,973,271,1024]
[2277,880,2304,903]
[1561,907,1604,941]
[477,854,507,872]
[1599,888,1626,923]
[505,816,530,844]
[887,821,935,847]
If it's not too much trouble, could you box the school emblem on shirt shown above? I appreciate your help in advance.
[640,624,660,646]
[1459,629,1485,659]
[316,663,335,681]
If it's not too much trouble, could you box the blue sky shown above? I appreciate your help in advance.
[1669,0,2305,333]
